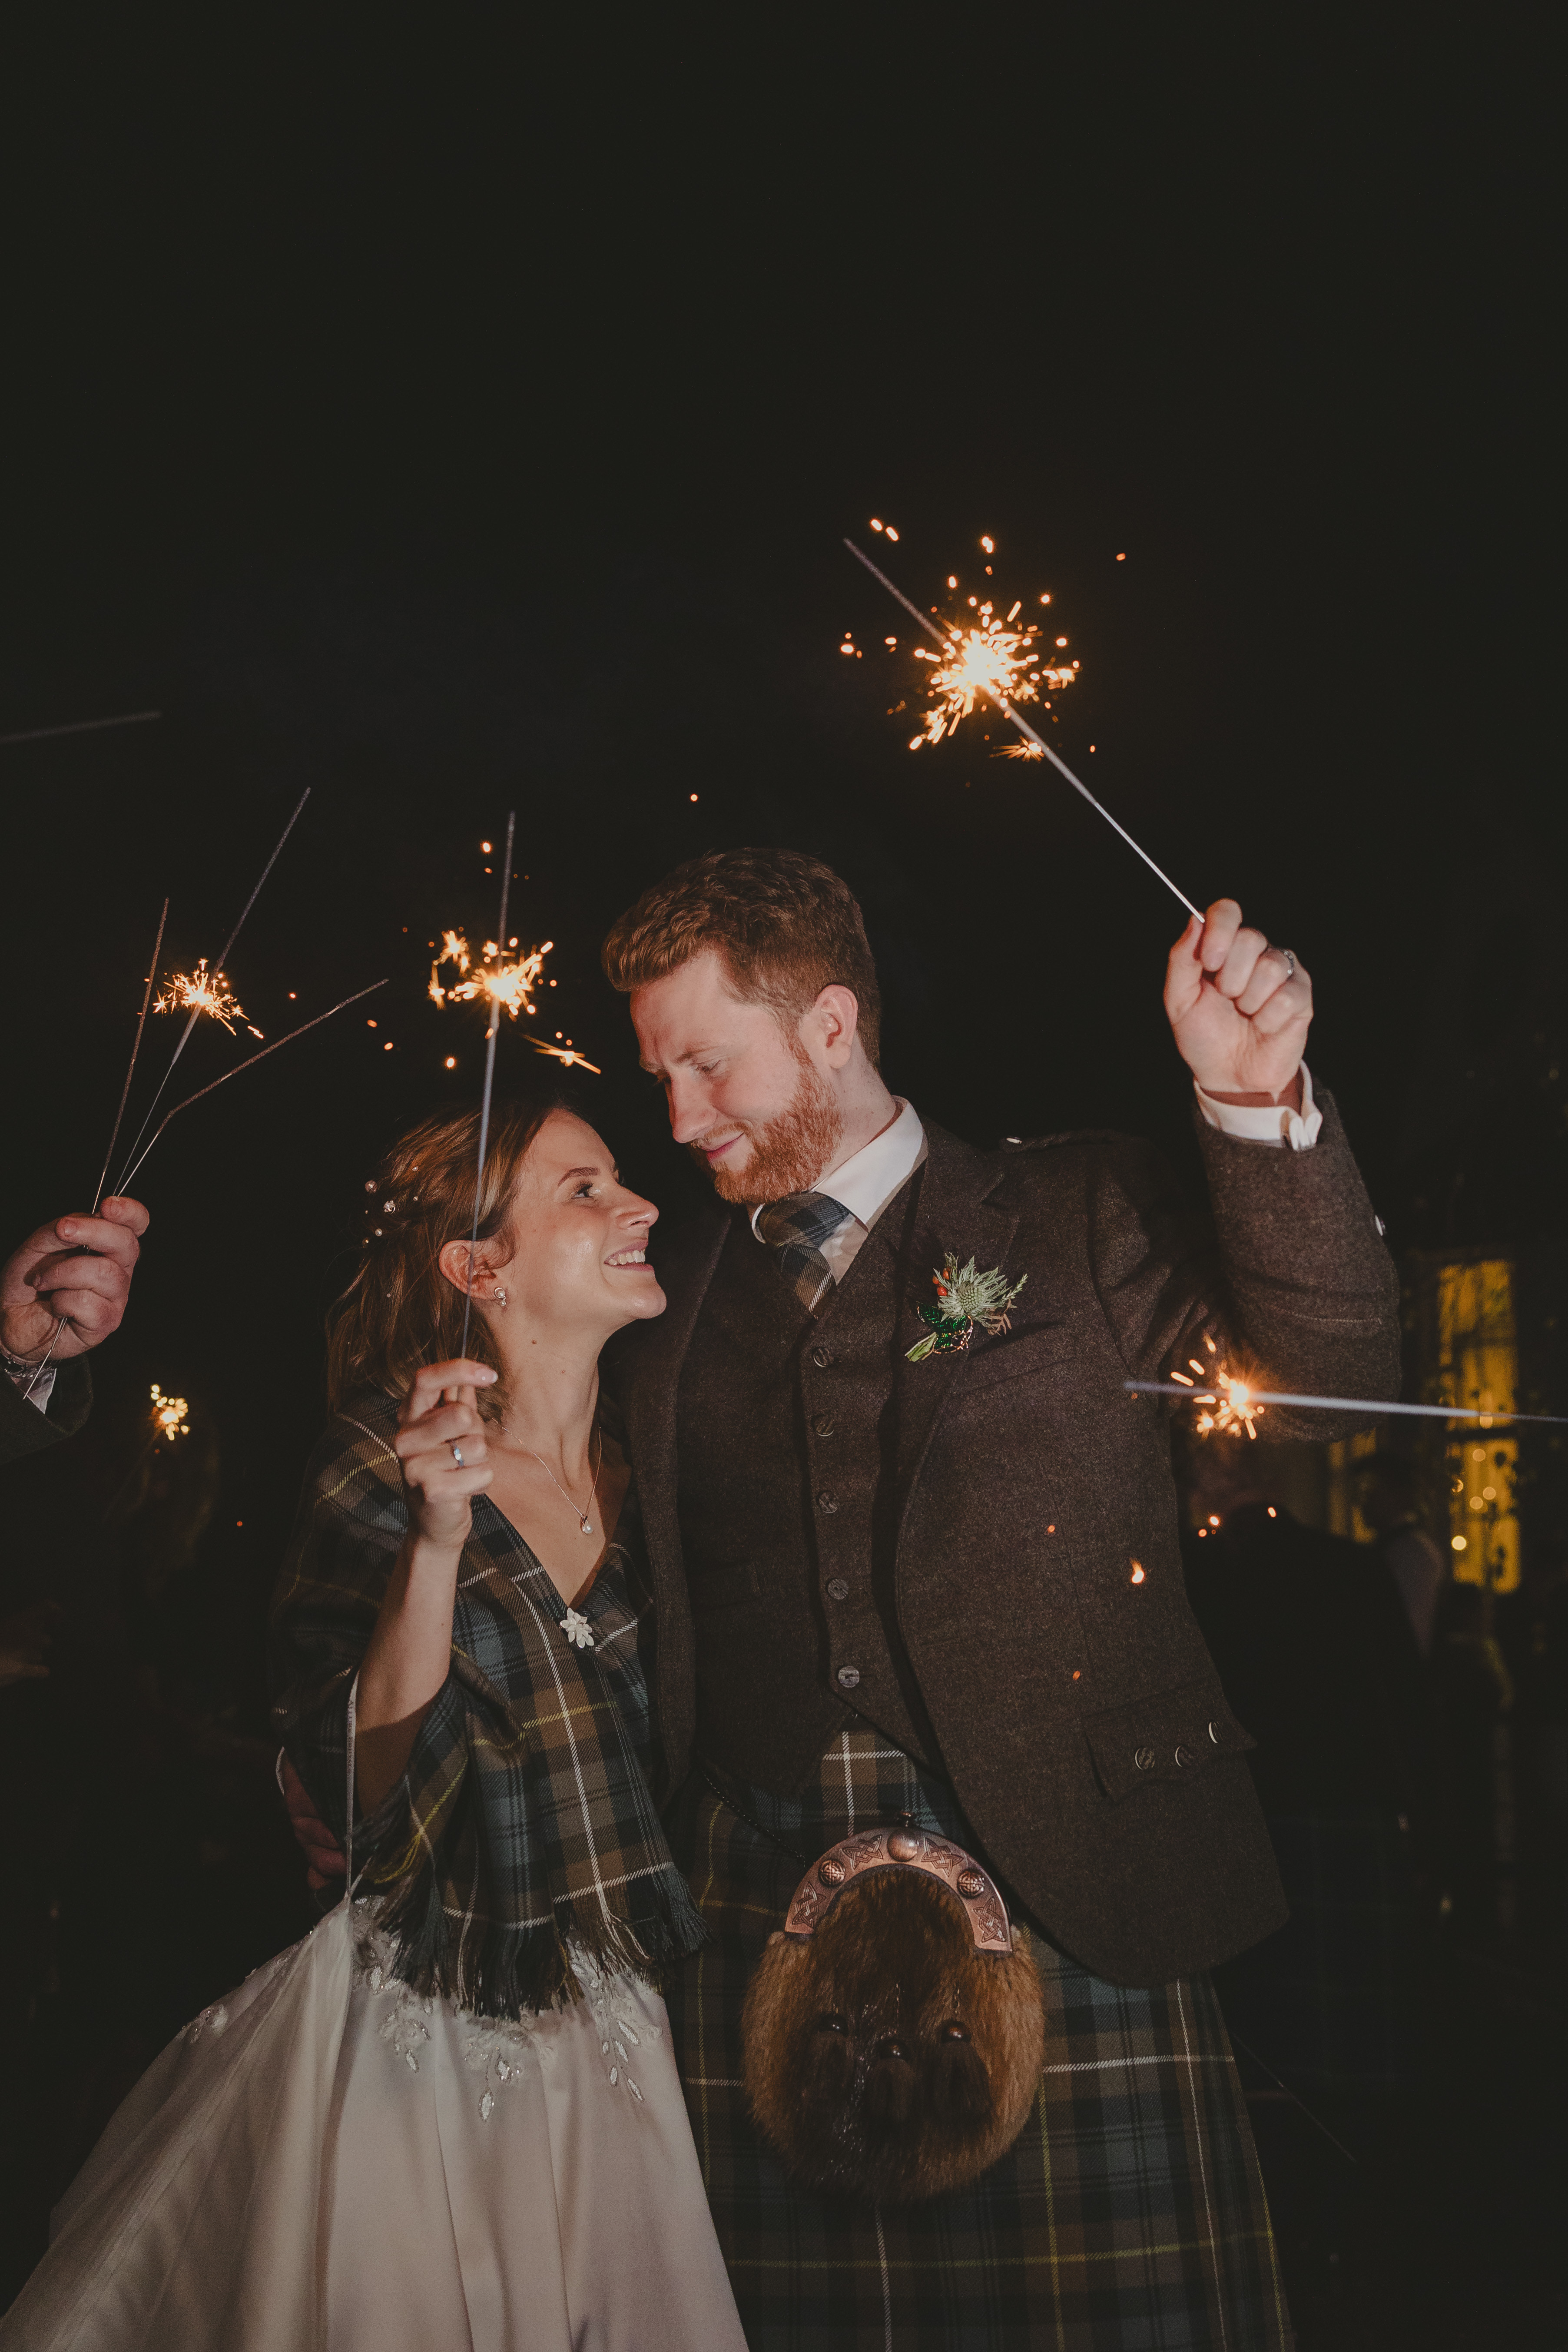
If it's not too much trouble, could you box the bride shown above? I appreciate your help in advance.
[3,1088,745,2352]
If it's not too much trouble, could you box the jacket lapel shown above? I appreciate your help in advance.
[892,1124,1020,1539]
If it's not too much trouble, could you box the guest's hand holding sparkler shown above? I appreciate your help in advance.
[0,1196,149,1367]
[1164,899,1312,1110]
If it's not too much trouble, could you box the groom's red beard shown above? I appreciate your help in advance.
[689,1053,845,1206]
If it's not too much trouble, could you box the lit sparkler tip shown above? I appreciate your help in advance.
[149,1381,191,1441]
[431,929,552,1022]
[153,959,251,1035]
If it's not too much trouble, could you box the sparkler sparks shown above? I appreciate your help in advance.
[844,535,1200,919]
[906,600,1075,751]
[149,1383,190,1442]
[154,959,263,1038]
[1167,1337,1265,1438]
[428,929,552,1022]
[530,1041,603,1073]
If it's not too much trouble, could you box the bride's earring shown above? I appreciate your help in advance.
[493,1288,507,1307]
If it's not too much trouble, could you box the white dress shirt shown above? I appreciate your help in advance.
[748,1069,1319,1289]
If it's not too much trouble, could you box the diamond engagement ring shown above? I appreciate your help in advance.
[450,1443,465,1466]
[1277,948,1297,980]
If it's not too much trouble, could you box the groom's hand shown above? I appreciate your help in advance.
[1164,900,1312,1106]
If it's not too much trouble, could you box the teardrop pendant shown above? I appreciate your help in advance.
[580,1517,593,1536]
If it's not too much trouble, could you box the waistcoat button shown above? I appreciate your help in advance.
[826,1577,850,1601]
[1208,1719,1224,1744]
[1134,1746,1155,1771]
[1174,1745,1195,1768]
[813,1413,835,1437]
[817,1491,839,1513]
[836,1665,861,1689]
[812,1345,835,1369]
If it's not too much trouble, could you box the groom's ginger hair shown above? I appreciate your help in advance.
[602,848,882,1067]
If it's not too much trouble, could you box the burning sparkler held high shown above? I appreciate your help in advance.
[428,928,552,1022]
[844,532,1201,919]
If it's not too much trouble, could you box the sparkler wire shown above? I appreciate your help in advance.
[113,788,311,1193]
[93,898,169,1213]
[0,710,160,746]
[458,810,517,1368]
[115,981,388,1192]
[1124,1379,1568,1427]
[844,539,1202,921]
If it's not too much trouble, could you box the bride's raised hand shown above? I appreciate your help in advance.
[394,1358,497,1551]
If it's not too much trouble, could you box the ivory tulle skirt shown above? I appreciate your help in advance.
[0,1901,745,2352]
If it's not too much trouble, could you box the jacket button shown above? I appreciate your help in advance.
[826,1577,850,1601]
[817,1491,839,1513]
[813,1412,835,1437]
[1134,1746,1155,1770]
[1174,1745,1195,1768]
[837,1665,861,1690]
[1208,1719,1224,1744]
[812,1345,835,1369]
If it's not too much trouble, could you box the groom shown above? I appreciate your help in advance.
[600,846,1400,2348]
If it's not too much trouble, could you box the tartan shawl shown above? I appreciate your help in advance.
[269,1388,706,2018]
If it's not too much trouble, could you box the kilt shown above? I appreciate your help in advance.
[664,1732,1291,2351]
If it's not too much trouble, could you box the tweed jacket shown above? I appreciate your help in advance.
[611,1092,1401,1987]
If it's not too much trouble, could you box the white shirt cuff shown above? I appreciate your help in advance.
[1194,1062,1320,1152]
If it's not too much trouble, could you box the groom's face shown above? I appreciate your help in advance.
[631,949,843,1205]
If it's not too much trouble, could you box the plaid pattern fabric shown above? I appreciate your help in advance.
[665,1731,1291,2350]
[754,1191,854,1314]
[269,1390,704,2017]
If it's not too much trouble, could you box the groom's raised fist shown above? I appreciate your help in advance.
[1163,899,1312,1108]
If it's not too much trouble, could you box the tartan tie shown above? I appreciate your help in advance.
[755,1191,855,1314]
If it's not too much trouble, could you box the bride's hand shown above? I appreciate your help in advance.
[394,1359,497,1551]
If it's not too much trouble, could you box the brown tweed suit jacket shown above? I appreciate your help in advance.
[612,1094,1401,1984]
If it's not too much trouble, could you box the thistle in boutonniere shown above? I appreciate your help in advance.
[906,1252,1028,1362]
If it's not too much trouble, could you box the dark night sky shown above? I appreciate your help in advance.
[2,20,1560,1567]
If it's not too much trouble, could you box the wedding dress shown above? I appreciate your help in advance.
[1,1687,744,2352]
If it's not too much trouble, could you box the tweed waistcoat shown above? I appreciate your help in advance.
[616,1106,1404,1984]
[676,1181,939,1788]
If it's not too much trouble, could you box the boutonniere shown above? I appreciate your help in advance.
[906,1251,1028,1362]
[562,1607,596,1651]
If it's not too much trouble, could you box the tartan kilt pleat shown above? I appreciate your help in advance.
[664,1733,1292,2351]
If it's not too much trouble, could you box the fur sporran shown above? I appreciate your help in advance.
[742,1825,1045,2204]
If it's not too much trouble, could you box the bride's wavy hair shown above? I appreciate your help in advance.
[326,1083,573,1419]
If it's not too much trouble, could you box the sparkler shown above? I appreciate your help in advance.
[154,958,264,1038]
[531,1042,603,1073]
[845,537,1201,920]
[428,928,552,1022]
[1125,1379,1568,1428]
[91,897,169,1214]
[113,787,311,1194]
[149,1383,191,1442]
[0,709,160,746]
[115,981,388,1192]
[458,813,517,1364]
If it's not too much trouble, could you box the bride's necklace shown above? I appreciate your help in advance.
[512,1425,603,1537]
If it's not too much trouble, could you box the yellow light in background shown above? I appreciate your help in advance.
[1436,1259,1519,1590]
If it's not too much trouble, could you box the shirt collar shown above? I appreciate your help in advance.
[749,1098,926,1238]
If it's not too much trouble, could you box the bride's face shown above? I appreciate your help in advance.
[444,1111,664,1344]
